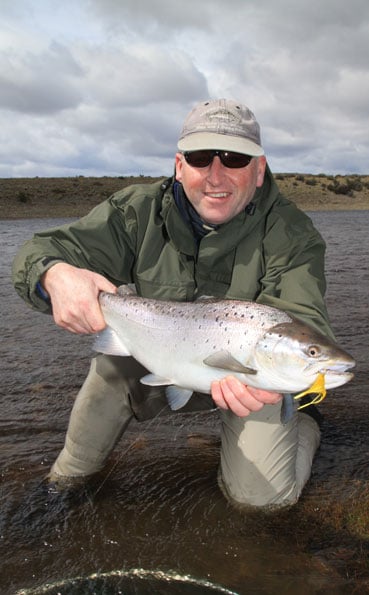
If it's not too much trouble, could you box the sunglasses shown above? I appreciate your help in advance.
[183,150,253,169]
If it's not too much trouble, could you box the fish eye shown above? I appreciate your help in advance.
[307,345,321,357]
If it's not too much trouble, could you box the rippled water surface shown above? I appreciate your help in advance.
[1,212,369,594]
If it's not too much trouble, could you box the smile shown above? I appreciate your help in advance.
[206,192,229,198]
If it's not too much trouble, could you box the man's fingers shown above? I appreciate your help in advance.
[58,302,107,334]
[211,380,228,410]
[97,276,117,294]
[247,386,283,404]
[42,264,117,334]
[211,377,279,418]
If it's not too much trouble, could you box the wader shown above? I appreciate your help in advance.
[49,354,320,509]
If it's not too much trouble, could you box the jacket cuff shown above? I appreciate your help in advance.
[27,258,64,311]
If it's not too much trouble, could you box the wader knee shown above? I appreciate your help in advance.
[218,404,320,509]
[49,355,136,480]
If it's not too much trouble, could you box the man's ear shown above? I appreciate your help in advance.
[256,156,267,187]
[175,153,183,182]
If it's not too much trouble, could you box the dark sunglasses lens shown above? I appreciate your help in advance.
[222,153,253,168]
[184,150,214,167]
[184,150,252,168]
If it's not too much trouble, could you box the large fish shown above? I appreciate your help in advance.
[93,285,355,422]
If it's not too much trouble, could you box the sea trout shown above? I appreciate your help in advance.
[93,286,355,422]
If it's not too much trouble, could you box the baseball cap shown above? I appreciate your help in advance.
[177,99,264,156]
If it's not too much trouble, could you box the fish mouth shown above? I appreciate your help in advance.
[318,368,355,389]
[306,360,355,376]
[323,361,356,373]
[303,361,355,390]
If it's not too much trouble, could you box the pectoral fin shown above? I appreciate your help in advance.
[203,350,257,375]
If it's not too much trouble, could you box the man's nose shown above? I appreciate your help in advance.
[207,156,226,182]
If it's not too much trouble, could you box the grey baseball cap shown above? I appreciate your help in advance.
[177,99,264,156]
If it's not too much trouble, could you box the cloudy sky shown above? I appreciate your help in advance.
[1,0,368,178]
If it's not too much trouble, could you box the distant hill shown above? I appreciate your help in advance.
[0,173,368,219]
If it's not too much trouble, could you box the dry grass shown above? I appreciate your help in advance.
[0,173,368,219]
[274,172,369,211]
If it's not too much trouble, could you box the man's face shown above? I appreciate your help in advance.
[175,152,266,225]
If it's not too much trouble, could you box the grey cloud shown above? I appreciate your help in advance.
[82,45,208,107]
[64,102,189,160]
[88,0,369,43]
[0,42,84,114]
[1,0,369,176]
[87,0,236,32]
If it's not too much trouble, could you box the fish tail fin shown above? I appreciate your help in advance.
[117,284,137,297]
[93,327,131,356]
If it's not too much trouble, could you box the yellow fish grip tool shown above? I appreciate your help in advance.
[293,373,327,410]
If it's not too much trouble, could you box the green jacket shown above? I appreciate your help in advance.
[12,167,334,339]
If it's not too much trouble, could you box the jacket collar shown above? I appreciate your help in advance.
[160,164,280,255]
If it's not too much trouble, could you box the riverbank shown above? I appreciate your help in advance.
[0,173,368,218]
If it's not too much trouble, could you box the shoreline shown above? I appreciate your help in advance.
[0,174,368,219]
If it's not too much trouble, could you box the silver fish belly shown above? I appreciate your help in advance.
[93,286,355,421]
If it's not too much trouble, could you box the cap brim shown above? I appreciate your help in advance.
[177,132,264,156]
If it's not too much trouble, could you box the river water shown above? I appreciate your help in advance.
[1,211,369,594]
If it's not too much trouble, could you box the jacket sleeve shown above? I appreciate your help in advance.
[12,195,136,313]
[256,201,335,340]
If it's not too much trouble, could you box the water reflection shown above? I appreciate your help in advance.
[1,213,369,594]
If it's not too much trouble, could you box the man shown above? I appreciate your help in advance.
[12,99,332,508]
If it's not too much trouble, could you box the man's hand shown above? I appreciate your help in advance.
[211,376,283,417]
[42,263,117,334]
